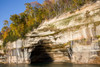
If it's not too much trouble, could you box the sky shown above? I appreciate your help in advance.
[0,0,44,31]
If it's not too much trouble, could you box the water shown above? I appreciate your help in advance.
[0,63,100,67]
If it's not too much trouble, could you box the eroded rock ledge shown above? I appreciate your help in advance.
[2,1,100,64]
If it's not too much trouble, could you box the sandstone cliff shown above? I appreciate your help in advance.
[6,1,100,64]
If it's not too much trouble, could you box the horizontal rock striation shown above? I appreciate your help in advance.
[5,1,100,64]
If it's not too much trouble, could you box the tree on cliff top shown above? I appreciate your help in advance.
[1,0,97,46]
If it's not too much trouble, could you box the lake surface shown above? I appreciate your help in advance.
[0,63,100,67]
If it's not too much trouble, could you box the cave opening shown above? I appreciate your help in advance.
[30,40,53,64]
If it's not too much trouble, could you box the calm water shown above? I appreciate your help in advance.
[0,63,100,67]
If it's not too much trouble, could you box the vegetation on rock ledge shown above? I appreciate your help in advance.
[0,0,97,46]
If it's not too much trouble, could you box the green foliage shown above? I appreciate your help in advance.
[4,20,8,26]
[0,32,2,39]
[96,35,100,39]
[75,16,82,22]
[85,10,90,18]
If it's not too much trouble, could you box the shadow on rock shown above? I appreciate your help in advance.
[30,40,53,64]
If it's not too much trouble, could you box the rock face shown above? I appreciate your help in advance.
[6,1,100,64]
[72,39,100,64]
[0,40,5,63]
[6,40,31,64]
[29,39,70,63]
[30,40,53,63]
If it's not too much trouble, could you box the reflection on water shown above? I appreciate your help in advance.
[0,63,100,67]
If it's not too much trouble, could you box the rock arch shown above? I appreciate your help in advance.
[30,39,53,64]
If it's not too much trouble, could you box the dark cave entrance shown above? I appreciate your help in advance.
[30,40,53,64]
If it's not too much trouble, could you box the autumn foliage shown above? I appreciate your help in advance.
[0,0,97,46]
